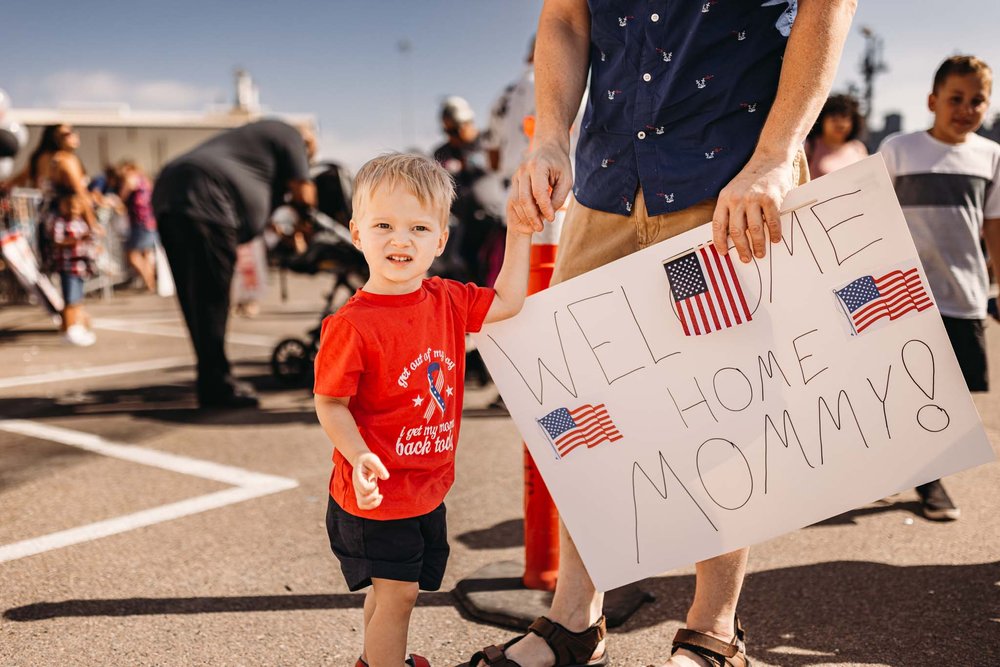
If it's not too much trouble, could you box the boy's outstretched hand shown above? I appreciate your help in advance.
[352,452,389,510]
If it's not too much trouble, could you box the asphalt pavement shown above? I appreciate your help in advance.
[1,271,998,667]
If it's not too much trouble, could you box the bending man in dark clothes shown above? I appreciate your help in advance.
[153,119,316,409]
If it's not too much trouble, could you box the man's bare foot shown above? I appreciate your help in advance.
[473,631,605,667]
[657,625,744,667]
[488,633,552,667]
[659,650,713,667]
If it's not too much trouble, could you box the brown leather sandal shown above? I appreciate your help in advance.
[357,654,429,667]
[458,615,608,667]
[668,617,750,667]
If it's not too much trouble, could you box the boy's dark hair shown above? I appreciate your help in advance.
[807,94,864,142]
[932,55,993,93]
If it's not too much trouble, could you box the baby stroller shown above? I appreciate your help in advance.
[270,209,368,386]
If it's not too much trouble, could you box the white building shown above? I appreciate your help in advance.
[7,71,316,178]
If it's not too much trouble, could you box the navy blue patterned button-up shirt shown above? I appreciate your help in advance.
[574,0,797,217]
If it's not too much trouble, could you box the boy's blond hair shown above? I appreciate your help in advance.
[352,153,455,225]
[933,55,992,94]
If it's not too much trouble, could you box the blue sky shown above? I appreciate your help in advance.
[2,1,999,171]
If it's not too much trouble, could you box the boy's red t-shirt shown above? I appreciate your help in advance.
[314,277,495,520]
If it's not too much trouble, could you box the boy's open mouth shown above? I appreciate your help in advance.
[387,254,412,263]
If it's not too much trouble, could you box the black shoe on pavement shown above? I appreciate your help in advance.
[916,480,960,521]
[198,382,260,410]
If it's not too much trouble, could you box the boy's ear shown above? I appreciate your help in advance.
[435,225,450,257]
[927,92,937,114]
[349,219,361,248]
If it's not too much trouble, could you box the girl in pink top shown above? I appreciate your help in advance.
[805,94,869,178]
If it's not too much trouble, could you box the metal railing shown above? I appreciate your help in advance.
[0,188,129,306]
[0,188,44,306]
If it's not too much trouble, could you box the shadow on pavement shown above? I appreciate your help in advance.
[0,366,317,428]
[7,560,997,666]
[810,498,926,525]
[4,592,455,620]
[624,560,1000,666]
[0,327,61,342]
[454,519,524,550]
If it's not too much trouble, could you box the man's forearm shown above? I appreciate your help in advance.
[290,180,317,208]
[533,0,591,148]
[755,0,857,161]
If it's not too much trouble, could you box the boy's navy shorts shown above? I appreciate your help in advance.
[326,496,449,592]
[941,316,988,392]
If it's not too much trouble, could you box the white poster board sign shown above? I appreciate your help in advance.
[1,230,65,315]
[473,156,995,592]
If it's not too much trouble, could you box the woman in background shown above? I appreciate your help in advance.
[805,94,869,178]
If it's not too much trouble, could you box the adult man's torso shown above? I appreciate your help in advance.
[575,0,797,217]
[152,120,310,242]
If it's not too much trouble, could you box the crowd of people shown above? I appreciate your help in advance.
[2,5,999,665]
[0,123,163,346]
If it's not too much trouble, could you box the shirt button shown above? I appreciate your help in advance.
[637,131,647,140]
[651,13,660,22]
[642,73,652,82]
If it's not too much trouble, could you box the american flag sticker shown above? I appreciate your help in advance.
[663,244,752,336]
[834,267,933,335]
[537,404,623,460]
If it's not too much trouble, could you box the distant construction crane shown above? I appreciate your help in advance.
[860,26,888,123]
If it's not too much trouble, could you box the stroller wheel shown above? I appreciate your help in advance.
[272,338,312,386]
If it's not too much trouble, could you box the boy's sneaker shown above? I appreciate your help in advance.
[64,325,96,347]
[916,480,960,521]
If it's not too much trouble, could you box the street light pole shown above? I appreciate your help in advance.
[859,26,887,124]
[397,39,414,150]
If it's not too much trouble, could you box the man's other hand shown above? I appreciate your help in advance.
[508,140,573,233]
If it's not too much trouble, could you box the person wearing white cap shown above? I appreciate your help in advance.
[433,96,498,288]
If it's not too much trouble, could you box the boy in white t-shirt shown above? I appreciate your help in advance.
[879,55,1000,520]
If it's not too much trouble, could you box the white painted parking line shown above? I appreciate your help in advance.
[92,318,276,347]
[0,357,192,390]
[0,420,298,563]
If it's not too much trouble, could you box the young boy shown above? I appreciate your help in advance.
[879,55,1000,520]
[313,153,533,667]
[51,195,98,347]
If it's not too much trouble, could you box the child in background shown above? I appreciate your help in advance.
[51,195,98,346]
[879,55,1000,520]
[805,93,869,178]
[313,153,533,667]
[119,160,158,293]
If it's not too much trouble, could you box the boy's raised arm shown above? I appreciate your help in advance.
[485,226,533,324]
[314,394,389,510]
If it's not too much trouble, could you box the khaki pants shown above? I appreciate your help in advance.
[551,150,810,285]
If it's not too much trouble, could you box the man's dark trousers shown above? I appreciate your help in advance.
[156,213,240,403]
